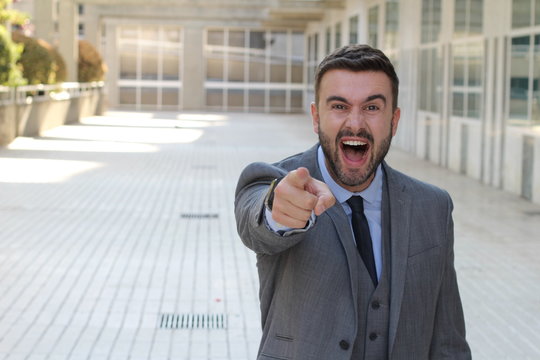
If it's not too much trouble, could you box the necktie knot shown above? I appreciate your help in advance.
[347,196,365,213]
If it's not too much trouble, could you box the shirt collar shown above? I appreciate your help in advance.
[317,145,383,207]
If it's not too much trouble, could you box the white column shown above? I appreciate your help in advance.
[182,24,205,110]
[58,0,78,81]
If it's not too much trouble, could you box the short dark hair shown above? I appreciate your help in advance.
[314,44,399,110]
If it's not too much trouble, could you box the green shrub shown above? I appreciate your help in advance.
[78,40,106,82]
[12,31,64,84]
[0,25,24,86]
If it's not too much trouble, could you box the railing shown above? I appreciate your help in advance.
[12,81,105,105]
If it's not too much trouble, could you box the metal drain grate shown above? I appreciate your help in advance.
[181,213,219,219]
[159,313,227,329]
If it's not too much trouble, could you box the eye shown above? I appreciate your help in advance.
[365,104,380,111]
[332,103,348,110]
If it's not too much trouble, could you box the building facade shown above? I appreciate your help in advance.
[12,0,540,204]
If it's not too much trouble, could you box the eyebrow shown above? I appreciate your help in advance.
[325,94,387,105]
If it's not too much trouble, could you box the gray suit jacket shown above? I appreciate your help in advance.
[235,144,471,360]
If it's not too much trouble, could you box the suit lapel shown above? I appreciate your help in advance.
[301,144,361,325]
[383,163,412,355]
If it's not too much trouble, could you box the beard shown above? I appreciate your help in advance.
[319,125,393,189]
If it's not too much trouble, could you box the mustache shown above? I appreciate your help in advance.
[337,129,374,143]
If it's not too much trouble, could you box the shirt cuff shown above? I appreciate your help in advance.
[264,208,316,236]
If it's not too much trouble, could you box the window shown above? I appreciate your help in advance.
[335,22,342,49]
[421,0,442,43]
[118,25,183,110]
[326,27,332,54]
[451,41,484,118]
[204,28,305,112]
[512,0,540,28]
[368,6,379,48]
[454,0,483,37]
[418,47,442,112]
[349,16,359,44]
[509,34,540,125]
[385,0,399,49]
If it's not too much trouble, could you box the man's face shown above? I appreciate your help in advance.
[311,69,400,192]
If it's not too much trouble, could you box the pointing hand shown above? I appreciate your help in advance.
[270,167,336,229]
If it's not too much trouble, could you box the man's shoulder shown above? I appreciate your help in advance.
[384,162,451,203]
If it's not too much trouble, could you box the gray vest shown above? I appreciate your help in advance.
[351,179,392,360]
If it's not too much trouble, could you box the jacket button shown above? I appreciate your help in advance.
[369,332,378,341]
[371,300,381,310]
[339,340,350,350]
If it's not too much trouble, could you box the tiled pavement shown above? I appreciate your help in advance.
[0,111,539,360]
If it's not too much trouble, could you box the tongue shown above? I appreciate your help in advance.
[343,146,366,162]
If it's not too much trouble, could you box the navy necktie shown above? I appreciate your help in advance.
[347,196,378,286]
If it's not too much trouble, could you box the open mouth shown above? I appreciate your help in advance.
[341,139,370,163]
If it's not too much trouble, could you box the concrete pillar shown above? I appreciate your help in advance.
[83,5,101,49]
[104,22,118,107]
[182,24,205,110]
[58,0,78,81]
[33,0,55,44]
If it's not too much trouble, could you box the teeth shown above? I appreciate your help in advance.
[343,140,366,146]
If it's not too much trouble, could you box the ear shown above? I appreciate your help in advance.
[391,107,401,136]
[311,102,320,134]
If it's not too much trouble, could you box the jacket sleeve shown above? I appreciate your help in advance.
[429,196,472,359]
[234,161,311,255]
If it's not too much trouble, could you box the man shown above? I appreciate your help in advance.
[235,44,471,359]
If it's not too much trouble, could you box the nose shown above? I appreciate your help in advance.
[345,106,366,132]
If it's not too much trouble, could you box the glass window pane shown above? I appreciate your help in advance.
[335,22,342,48]
[141,27,159,41]
[249,89,265,109]
[452,92,465,116]
[163,47,180,80]
[162,88,179,106]
[454,0,467,36]
[512,0,532,28]
[291,32,304,83]
[467,93,481,118]
[453,44,466,86]
[385,0,399,49]
[326,27,331,54]
[270,31,287,83]
[469,0,483,34]
[250,31,265,49]
[432,48,442,112]
[120,26,138,39]
[418,49,429,110]
[119,44,137,80]
[369,6,379,47]
[249,52,266,82]
[536,0,540,25]
[270,90,286,111]
[141,87,157,105]
[164,27,180,43]
[228,89,244,108]
[119,87,136,105]
[533,35,540,122]
[510,36,531,121]
[206,89,223,107]
[291,90,303,111]
[229,30,245,48]
[206,56,224,81]
[140,45,159,80]
[228,53,245,82]
[349,16,359,44]
[421,0,430,43]
[468,42,483,87]
[207,30,224,46]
